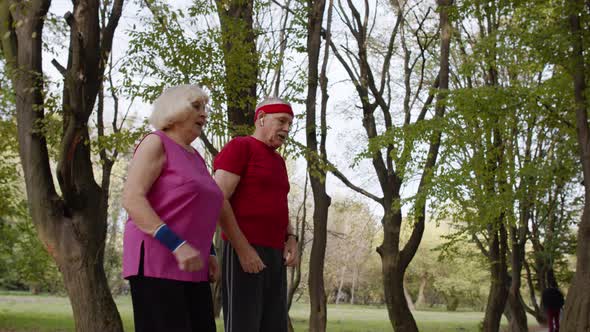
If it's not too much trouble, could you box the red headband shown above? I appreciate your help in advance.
[254,103,294,121]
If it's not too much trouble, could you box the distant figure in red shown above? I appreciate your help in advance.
[541,287,564,332]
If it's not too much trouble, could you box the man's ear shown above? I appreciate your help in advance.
[258,112,266,126]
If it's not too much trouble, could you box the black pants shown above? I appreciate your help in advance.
[128,243,216,332]
[222,241,287,332]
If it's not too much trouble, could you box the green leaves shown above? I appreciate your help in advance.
[90,123,150,162]
[0,210,64,293]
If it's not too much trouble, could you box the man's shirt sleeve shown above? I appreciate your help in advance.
[213,138,250,176]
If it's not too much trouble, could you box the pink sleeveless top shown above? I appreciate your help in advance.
[123,131,223,282]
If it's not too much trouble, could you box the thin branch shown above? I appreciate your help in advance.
[64,11,74,27]
[345,0,363,40]
[51,59,67,76]
[378,10,403,96]
[272,0,292,96]
[319,0,334,159]
[329,41,362,95]
[99,0,124,74]
[200,131,219,156]
[523,258,541,314]
[271,0,305,26]
[336,0,355,35]
[329,164,383,204]
[108,53,120,134]
[473,233,490,258]
[416,73,440,122]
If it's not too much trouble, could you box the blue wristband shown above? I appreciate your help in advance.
[210,244,217,256]
[153,224,185,252]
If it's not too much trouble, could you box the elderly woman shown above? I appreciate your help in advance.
[122,85,222,332]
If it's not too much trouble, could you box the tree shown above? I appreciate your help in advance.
[0,0,128,330]
[326,0,451,330]
[562,0,590,329]
[432,237,489,311]
[437,2,584,330]
[322,199,379,305]
[305,0,331,330]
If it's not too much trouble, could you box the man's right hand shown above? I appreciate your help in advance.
[236,244,266,273]
[174,243,204,272]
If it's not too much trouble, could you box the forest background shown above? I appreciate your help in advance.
[1,0,589,331]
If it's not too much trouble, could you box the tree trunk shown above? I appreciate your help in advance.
[379,225,418,332]
[378,208,419,332]
[415,273,427,308]
[335,265,346,304]
[482,226,509,332]
[403,285,416,311]
[481,127,509,332]
[523,258,546,325]
[506,292,528,332]
[446,294,459,312]
[306,0,331,331]
[350,267,357,305]
[307,185,330,332]
[57,214,122,331]
[562,1,590,330]
[506,226,528,332]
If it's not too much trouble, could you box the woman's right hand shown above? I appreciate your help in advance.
[173,243,204,272]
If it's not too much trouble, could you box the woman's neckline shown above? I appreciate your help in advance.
[159,130,197,155]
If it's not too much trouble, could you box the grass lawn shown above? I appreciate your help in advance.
[0,293,538,331]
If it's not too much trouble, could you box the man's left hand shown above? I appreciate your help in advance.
[283,236,299,267]
[209,256,220,282]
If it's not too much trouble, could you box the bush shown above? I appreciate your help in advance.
[0,213,64,294]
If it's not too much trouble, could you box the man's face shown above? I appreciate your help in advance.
[260,112,293,149]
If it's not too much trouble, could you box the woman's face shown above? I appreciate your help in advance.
[174,102,208,144]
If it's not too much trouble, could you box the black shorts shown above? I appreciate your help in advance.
[128,242,216,332]
[222,241,288,332]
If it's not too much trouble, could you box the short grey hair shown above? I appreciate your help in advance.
[254,96,291,120]
[149,85,209,130]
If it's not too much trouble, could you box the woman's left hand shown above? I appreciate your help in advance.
[209,256,220,282]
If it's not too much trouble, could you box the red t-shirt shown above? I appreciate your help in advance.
[213,136,290,249]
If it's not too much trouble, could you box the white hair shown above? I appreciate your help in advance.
[255,96,291,120]
[149,85,209,130]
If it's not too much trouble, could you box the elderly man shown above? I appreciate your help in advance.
[214,96,299,332]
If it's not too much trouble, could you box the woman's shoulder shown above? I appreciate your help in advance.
[135,132,165,156]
